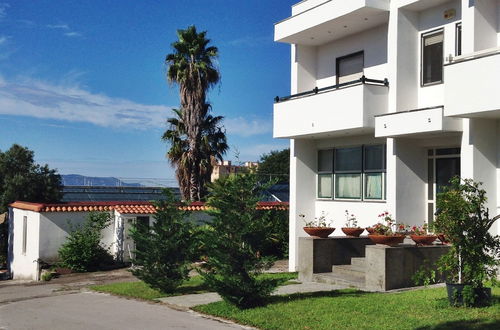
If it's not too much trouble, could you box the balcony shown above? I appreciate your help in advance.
[375,106,462,138]
[275,0,389,46]
[273,77,389,139]
[444,48,500,118]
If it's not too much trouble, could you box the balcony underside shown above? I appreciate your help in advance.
[275,0,389,46]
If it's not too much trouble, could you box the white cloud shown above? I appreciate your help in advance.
[64,31,82,38]
[0,3,9,20]
[0,75,173,129]
[46,24,70,30]
[224,117,272,137]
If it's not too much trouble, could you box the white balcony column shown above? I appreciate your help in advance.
[460,118,498,225]
[289,138,316,272]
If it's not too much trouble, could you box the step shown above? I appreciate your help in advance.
[312,272,365,289]
[350,257,366,267]
[331,264,365,278]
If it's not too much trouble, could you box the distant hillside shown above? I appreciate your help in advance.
[61,174,142,187]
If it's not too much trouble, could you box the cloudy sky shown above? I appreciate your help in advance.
[0,0,296,182]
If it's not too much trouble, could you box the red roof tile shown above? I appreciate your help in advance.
[10,200,289,214]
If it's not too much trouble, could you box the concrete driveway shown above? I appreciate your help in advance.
[0,290,243,330]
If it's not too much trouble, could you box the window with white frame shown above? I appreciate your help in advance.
[317,145,386,200]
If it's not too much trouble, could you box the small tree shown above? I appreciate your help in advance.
[130,190,194,293]
[200,174,279,308]
[58,212,113,272]
[256,149,290,184]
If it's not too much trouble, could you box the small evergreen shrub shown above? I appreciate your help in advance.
[58,212,113,272]
[200,174,279,309]
[130,189,194,294]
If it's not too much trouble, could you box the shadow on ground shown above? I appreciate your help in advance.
[416,319,500,330]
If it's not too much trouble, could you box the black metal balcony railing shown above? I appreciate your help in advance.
[274,76,389,103]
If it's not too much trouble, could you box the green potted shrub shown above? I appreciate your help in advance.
[341,210,364,237]
[434,177,500,307]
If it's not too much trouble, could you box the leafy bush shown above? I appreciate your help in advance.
[200,174,279,309]
[130,189,194,294]
[58,212,113,272]
[434,177,500,287]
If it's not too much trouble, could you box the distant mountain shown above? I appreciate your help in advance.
[61,174,142,187]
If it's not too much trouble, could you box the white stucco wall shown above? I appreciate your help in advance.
[316,25,388,88]
[38,211,115,262]
[417,0,461,109]
[9,209,40,280]
[474,0,498,51]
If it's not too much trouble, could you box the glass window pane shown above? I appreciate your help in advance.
[365,173,383,199]
[436,157,460,194]
[435,148,461,156]
[364,145,385,171]
[335,147,362,172]
[337,52,364,84]
[335,174,361,199]
[318,174,333,198]
[428,159,434,200]
[318,149,333,173]
[422,31,443,85]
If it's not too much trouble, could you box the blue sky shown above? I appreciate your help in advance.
[0,0,296,182]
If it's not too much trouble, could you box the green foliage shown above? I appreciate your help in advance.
[256,149,290,184]
[412,261,438,287]
[434,177,500,291]
[58,212,113,272]
[130,189,194,294]
[258,208,288,258]
[41,272,54,281]
[0,144,62,264]
[200,174,279,308]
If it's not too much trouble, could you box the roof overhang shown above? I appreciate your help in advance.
[275,0,389,46]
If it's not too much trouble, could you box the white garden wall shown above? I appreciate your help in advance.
[9,209,40,280]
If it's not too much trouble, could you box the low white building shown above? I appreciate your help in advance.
[7,200,287,280]
[274,0,500,271]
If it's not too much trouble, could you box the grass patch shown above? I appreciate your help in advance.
[91,272,298,301]
[193,286,500,330]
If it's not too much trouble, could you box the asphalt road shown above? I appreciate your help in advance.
[0,291,242,330]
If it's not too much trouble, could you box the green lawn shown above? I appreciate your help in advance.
[90,272,297,301]
[193,287,500,330]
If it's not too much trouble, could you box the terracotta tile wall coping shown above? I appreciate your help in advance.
[10,200,289,215]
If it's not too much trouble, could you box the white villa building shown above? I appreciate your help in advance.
[274,0,500,271]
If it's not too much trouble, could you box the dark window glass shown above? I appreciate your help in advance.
[456,23,462,56]
[318,149,333,173]
[436,148,461,156]
[364,145,385,171]
[335,147,362,172]
[337,52,364,84]
[436,157,461,194]
[428,158,434,200]
[422,30,444,85]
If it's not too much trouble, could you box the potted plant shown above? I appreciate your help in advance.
[300,212,335,238]
[410,224,437,245]
[434,177,500,307]
[368,211,406,246]
[341,210,364,237]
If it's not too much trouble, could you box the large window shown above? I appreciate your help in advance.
[317,145,386,200]
[336,51,364,85]
[421,29,444,86]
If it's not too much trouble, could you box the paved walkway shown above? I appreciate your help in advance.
[159,281,348,308]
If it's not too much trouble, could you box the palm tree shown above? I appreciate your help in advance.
[163,104,228,201]
[165,25,220,201]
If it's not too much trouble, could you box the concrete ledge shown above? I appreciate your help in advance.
[298,236,374,282]
[365,244,450,291]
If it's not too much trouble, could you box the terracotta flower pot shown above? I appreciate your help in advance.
[341,227,364,237]
[368,234,405,246]
[303,227,335,238]
[366,227,376,234]
[410,235,437,245]
[437,233,449,244]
